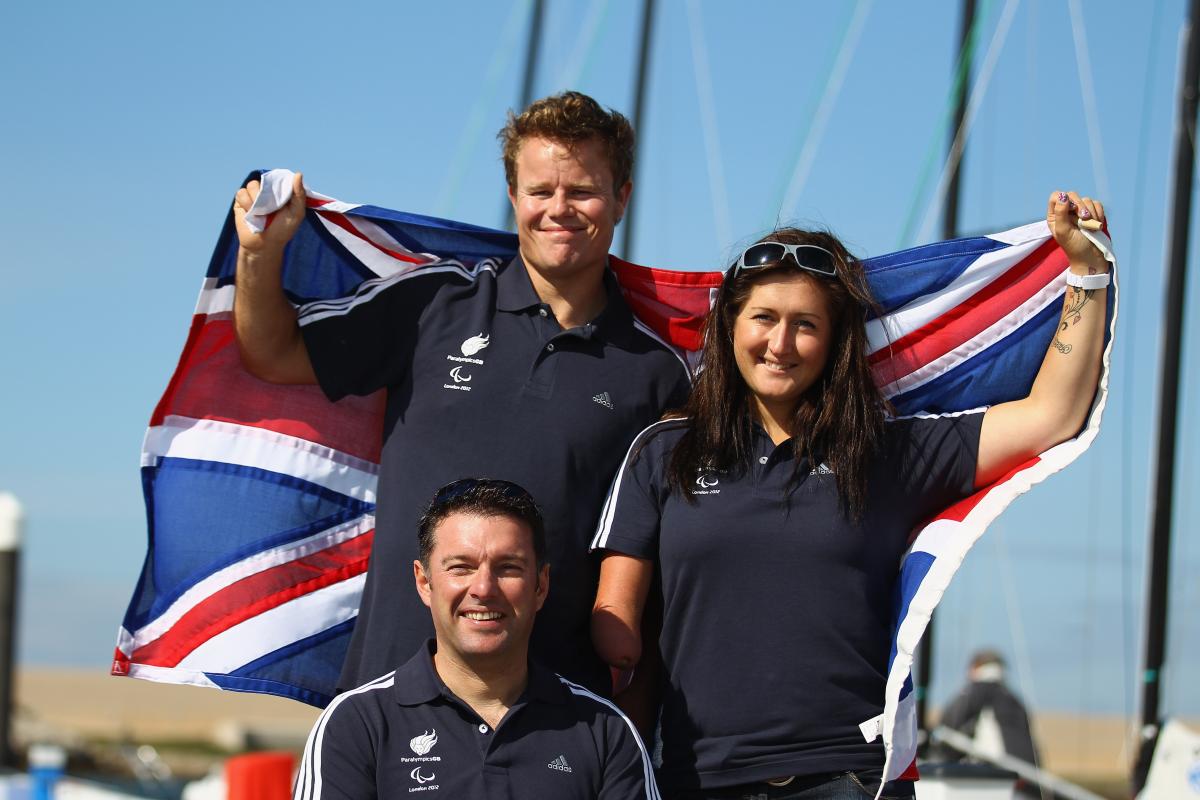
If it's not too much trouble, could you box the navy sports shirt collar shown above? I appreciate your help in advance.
[495,256,636,347]
[393,640,568,708]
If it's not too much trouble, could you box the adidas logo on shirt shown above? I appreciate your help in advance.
[592,392,613,409]
[548,755,572,773]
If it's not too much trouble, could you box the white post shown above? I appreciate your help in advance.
[0,493,24,768]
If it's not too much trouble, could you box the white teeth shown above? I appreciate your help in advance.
[464,611,502,621]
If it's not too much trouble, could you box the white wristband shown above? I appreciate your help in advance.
[1065,270,1110,290]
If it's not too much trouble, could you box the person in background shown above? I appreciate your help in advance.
[939,648,1041,796]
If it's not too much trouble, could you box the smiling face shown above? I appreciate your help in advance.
[414,512,548,669]
[507,136,631,283]
[732,273,834,431]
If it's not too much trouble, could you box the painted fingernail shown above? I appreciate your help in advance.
[1080,207,1092,219]
[1058,192,1068,203]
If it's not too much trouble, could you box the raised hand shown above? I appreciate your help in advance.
[1047,190,1108,272]
[233,171,308,257]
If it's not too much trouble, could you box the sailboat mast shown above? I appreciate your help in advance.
[503,0,547,231]
[620,0,656,261]
[917,0,977,740]
[1133,0,1200,790]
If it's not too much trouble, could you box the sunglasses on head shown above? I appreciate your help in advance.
[728,242,839,278]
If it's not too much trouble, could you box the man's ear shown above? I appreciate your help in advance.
[534,563,550,612]
[614,181,632,224]
[414,559,433,609]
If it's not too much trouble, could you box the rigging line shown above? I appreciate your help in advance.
[768,4,859,227]
[685,0,732,252]
[777,0,874,221]
[991,525,1048,789]
[1067,0,1112,199]
[915,0,1022,246]
[895,0,995,249]
[433,0,532,218]
[1120,0,1166,761]
[553,0,610,90]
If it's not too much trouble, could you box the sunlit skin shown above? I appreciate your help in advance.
[732,273,834,444]
[414,513,549,680]
[507,137,631,306]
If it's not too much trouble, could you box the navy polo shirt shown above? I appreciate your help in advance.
[591,413,983,793]
[298,256,691,694]
[292,642,659,800]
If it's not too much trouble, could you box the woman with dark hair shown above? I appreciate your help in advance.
[590,192,1109,799]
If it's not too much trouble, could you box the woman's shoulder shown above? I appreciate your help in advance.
[881,409,987,453]
[621,416,690,463]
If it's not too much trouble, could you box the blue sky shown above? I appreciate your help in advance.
[1,0,1197,722]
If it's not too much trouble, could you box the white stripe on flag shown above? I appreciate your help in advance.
[128,515,374,651]
[987,220,1053,247]
[867,232,1047,353]
[877,275,1066,398]
[177,573,366,673]
[313,212,432,280]
[314,200,362,215]
[195,278,235,316]
[141,416,379,503]
[123,663,221,690]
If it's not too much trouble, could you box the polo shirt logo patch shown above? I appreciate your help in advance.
[444,333,490,392]
[460,333,490,357]
[547,755,573,773]
[693,471,720,495]
[409,766,437,788]
[409,729,439,756]
[592,392,613,409]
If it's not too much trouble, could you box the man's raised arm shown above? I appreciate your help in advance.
[231,171,318,385]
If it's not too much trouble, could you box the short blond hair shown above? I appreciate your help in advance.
[498,91,634,192]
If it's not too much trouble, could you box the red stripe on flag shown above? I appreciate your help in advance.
[909,454,1043,542]
[150,318,384,463]
[871,240,1065,387]
[131,530,374,668]
[610,257,721,352]
[316,210,429,264]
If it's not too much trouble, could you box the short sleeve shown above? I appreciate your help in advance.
[293,695,378,800]
[886,411,984,520]
[297,270,446,401]
[590,422,678,560]
[597,711,659,800]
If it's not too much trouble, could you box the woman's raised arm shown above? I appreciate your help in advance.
[977,190,1111,486]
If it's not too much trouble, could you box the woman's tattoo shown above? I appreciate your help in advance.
[1053,286,1094,355]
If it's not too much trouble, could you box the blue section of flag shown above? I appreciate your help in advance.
[864,235,1009,314]
[888,300,1063,415]
[890,550,936,702]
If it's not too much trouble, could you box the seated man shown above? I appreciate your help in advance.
[292,479,657,800]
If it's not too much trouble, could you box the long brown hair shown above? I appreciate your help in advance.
[667,228,887,518]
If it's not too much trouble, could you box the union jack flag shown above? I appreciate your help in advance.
[113,169,1115,782]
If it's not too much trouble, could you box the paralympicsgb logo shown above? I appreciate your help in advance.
[410,729,438,756]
